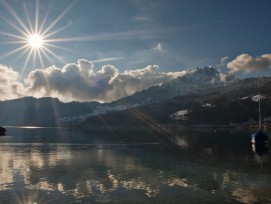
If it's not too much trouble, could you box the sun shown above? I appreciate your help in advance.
[27,34,44,49]
[0,0,77,71]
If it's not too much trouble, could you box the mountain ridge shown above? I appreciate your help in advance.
[112,66,236,106]
[0,97,100,125]
[0,67,270,126]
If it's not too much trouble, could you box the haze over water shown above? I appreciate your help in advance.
[0,126,270,203]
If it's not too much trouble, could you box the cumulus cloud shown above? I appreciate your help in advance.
[0,65,26,100]
[24,59,184,102]
[227,54,271,73]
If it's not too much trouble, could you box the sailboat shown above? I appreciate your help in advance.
[251,77,268,145]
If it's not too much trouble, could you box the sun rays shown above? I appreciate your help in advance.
[0,0,77,72]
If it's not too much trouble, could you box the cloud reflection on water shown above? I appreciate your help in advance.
[0,144,196,202]
[0,128,271,204]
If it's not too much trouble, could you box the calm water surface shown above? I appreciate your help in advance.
[0,126,270,204]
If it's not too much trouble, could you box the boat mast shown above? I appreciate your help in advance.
[258,77,262,130]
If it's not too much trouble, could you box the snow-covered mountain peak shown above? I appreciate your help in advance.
[160,67,236,96]
[181,66,235,83]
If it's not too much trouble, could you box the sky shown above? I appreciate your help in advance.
[0,0,271,102]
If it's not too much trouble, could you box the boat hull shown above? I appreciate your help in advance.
[251,130,268,145]
[0,127,6,136]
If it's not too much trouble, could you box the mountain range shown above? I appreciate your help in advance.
[0,66,270,126]
[112,66,236,106]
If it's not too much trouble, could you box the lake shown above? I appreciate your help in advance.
[0,126,270,204]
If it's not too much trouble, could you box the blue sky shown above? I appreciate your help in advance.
[0,0,271,102]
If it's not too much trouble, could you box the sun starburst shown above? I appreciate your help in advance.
[0,0,77,73]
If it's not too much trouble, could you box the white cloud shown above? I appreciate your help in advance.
[0,65,26,100]
[227,54,271,73]
[23,60,184,102]
[1,59,204,102]
[152,43,163,51]
[132,16,149,22]
[216,56,229,72]
[219,56,229,67]
[93,57,123,63]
